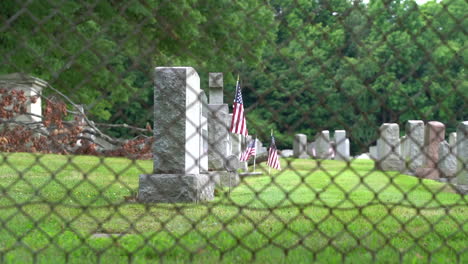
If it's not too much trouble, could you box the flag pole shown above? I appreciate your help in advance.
[253,136,257,172]
[269,129,273,176]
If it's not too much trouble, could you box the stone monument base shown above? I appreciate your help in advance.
[137,174,214,203]
[239,172,263,177]
[209,171,240,188]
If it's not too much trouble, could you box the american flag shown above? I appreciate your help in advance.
[239,139,256,161]
[230,77,248,136]
[267,135,281,170]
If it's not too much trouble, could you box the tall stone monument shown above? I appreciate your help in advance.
[293,134,309,158]
[138,67,214,203]
[455,121,468,194]
[207,73,239,187]
[334,130,350,161]
[376,123,403,171]
[415,121,445,179]
[405,120,425,174]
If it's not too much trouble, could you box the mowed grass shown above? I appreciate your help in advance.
[0,153,467,263]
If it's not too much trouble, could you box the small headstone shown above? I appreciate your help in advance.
[209,72,223,104]
[207,73,238,187]
[207,104,230,170]
[293,134,309,158]
[355,153,371,159]
[438,140,457,178]
[405,120,425,173]
[376,123,403,171]
[334,130,349,161]
[256,139,267,155]
[280,149,294,158]
[307,142,316,157]
[315,131,331,159]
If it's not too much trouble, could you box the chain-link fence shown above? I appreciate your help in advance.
[0,0,467,263]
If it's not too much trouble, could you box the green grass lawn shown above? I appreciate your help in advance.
[0,153,466,263]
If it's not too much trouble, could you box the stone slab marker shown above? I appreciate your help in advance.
[138,67,214,203]
[293,134,309,158]
[376,123,403,171]
[334,130,349,161]
[208,73,239,187]
[438,141,456,178]
[455,121,468,194]
[315,131,331,159]
[207,104,230,169]
[405,120,425,173]
[424,121,445,168]
[415,121,445,179]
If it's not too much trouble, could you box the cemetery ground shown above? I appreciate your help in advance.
[0,153,466,263]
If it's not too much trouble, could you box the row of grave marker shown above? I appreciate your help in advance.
[1,70,467,201]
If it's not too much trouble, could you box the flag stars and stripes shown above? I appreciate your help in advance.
[230,77,248,136]
[267,135,281,170]
[240,139,256,161]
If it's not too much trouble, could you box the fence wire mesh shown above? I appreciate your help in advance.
[0,0,467,263]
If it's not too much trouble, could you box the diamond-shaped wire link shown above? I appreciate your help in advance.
[0,0,467,262]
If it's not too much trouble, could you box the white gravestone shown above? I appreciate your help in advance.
[315,131,331,159]
[438,140,457,178]
[334,130,350,161]
[138,67,214,203]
